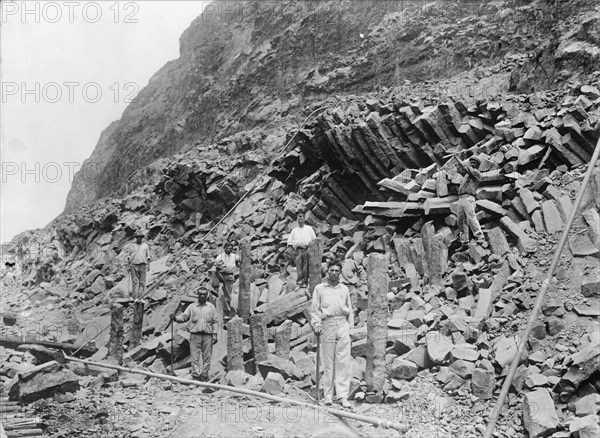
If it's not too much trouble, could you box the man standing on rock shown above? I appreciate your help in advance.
[125,231,151,302]
[211,242,239,321]
[310,260,353,409]
[335,247,366,309]
[454,155,486,248]
[171,287,217,381]
[287,212,316,288]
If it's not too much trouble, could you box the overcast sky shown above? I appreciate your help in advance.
[1,1,206,242]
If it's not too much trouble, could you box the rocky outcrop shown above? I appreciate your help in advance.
[64,0,596,212]
[273,82,599,222]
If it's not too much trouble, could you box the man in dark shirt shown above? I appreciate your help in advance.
[455,155,485,247]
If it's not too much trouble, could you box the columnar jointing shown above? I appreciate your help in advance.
[365,253,389,394]
[238,241,252,321]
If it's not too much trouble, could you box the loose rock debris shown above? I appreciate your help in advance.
[2,1,600,437]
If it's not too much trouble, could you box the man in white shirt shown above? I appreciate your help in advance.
[287,212,316,287]
[310,260,353,409]
[454,155,486,248]
[211,242,240,321]
[170,287,218,381]
[125,232,151,301]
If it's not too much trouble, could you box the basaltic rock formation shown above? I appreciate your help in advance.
[1,1,600,438]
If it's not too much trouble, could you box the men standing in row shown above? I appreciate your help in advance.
[310,260,353,409]
[211,242,239,322]
[287,212,316,288]
[125,231,151,302]
[171,287,217,381]
[454,155,486,249]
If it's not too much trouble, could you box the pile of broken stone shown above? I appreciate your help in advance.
[2,82,600,438]
[3,170,598,438]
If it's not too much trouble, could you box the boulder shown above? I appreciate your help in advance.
[494,335,520,369]
[90,275,107,295]
[450,347,479,362]
[581,85,600,99]
[224,370,251,388]
[244,373,264,391]
[569,415,600,438]
[9,361,80,403]
[84,269,102,285]
[573,393,600,416]
[547,318,564,336]
[404,346,431,369]
[558,337,600,395]
[351,338,368,357]
[143,298,181,335]
[525,373,549,388]
[449,360,475,379]
[581,278,600,297]
[471,368,495,399]
[426,331,454,364]
[261,372,285,395]
[393,334,416,355]
[522,389,559,438]
[290,350,314,373]
[125,332,171,362]
[16,345,65,364]
[257,354,303,380]
[389,358,418,380]
[451,269,472,296]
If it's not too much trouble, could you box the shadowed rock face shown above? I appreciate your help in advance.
[64,0,593,213]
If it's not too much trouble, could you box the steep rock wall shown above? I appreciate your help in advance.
[64,0,585,213]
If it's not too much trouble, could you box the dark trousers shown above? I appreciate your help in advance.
[189,333,213,379]
[295,247,309,284]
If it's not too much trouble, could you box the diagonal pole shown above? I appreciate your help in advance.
[484,139,600,438]
[170,320,175,376]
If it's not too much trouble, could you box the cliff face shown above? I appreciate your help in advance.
[64,0,598,214]
[64,121,119,213]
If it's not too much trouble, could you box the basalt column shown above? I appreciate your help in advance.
[238,241,252,321]
[365,253,389,398]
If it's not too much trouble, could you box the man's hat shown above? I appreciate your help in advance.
[469,156,481,165]
[134,231,145,237]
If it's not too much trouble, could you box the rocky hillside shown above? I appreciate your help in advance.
[2,1,600,438]
[64,0,599,214]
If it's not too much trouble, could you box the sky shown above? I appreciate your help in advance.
[1,0,207,243]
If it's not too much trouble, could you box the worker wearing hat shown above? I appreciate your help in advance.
[125,230,151,301]
[454,155,485,248]
[210,241,240,322]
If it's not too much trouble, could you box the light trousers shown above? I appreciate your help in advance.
[214,270,235,317]
[189,332,213,379]
[457,195,484,244]
[320,316,351,401]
